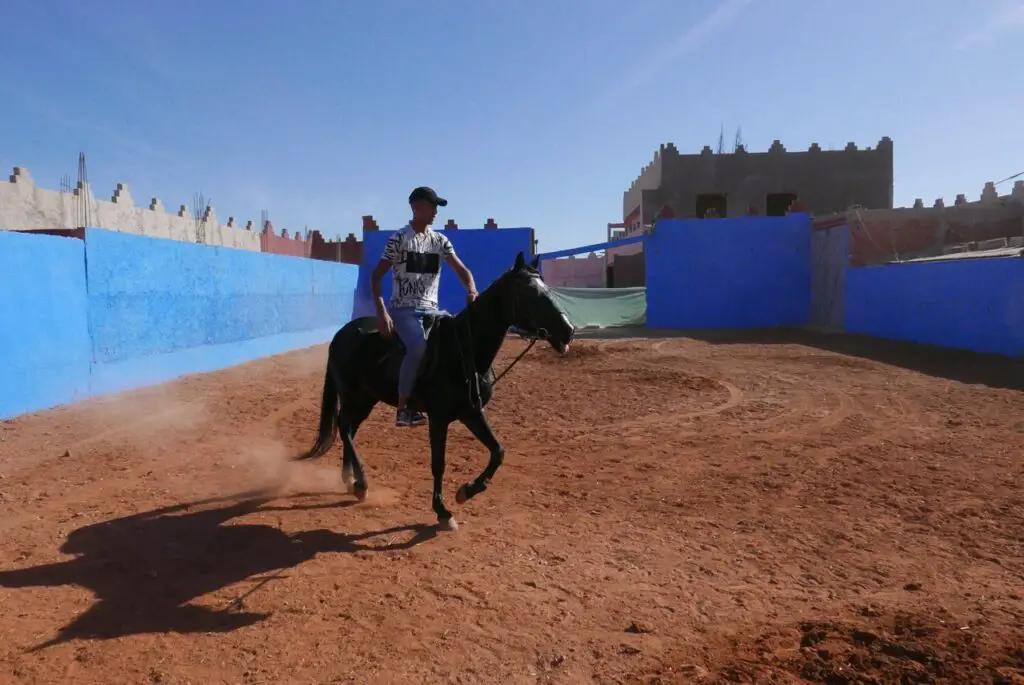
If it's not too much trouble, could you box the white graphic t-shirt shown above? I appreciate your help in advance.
[382,224,455,310]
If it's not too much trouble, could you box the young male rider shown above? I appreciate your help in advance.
[370,186,478,427]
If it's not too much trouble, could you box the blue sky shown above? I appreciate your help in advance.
[1,0,1022,251]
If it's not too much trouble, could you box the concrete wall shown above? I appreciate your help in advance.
[0,228,358,419]
[1,167,261,251]
[1,165,376,263]
[540,253,605,288]
[624,138,894,221]
[845,256,1024,357]
[646,214,812,329]
[810,222,850,329]
[623,151,664,228]
[356,227,535,318]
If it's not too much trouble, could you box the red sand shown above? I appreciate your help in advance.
[0,332,1021,684]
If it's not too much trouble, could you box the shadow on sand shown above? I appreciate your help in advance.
[0,490,438,650]
[575,326,1024,391]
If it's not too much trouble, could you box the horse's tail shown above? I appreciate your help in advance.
[293,367,339,461]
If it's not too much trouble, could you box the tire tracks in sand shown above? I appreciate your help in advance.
[569,345,744,442]
[575,340,861,447]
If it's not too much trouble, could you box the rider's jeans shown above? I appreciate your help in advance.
[392,306,441,399]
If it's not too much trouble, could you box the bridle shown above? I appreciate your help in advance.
[453,271,555,410]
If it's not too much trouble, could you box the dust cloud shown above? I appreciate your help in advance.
[228,437,343,496]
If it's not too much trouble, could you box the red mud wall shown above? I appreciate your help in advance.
[256,212,508,266]
[849,205,1023,265]
[259,223,312,258]
[310,232,362,264]
[258,223,362,264]
[814,182,1024,266]
[8,228,86,241]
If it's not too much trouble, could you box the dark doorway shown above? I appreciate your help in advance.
[612,253,645,287]
[695,194,727,219]
[606,265,614,288]
[766,192,797,217]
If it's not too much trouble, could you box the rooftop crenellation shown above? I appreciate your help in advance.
[906,179,1024,210]
[627,137,894,191]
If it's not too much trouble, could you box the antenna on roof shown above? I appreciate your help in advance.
[75,152,91,228]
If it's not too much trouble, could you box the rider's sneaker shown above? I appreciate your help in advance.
[396,407,427,427]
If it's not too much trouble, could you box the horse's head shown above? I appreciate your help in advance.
[503,252,575,355]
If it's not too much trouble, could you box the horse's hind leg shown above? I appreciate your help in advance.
[338,395,376,501]
[454,409,505,505]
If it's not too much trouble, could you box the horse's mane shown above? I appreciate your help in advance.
[435,259,539,347]
[431,266,523,360]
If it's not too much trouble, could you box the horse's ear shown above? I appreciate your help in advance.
[514,251,525,270]
[531,255,540,269]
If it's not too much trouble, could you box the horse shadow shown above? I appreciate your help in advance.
[0,490,438,650]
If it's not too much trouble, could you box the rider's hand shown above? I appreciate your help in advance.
[377,311,394,338]
[466,290,478,305]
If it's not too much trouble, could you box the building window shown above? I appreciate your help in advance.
[696,193,727,219]
[766,192,797,216]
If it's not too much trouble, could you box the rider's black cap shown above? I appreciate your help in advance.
[409,186,448,207]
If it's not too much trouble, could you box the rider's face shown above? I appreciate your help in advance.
[411,200,437,225]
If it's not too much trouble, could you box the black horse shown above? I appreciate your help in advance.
[295,251,575,530]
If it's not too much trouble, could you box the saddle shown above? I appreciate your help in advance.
[383,311,452,381]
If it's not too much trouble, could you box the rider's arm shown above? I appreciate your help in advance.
[372,234,401,315]
[441,236,477,296]
[446,254,477,297]
[370,259,390,315]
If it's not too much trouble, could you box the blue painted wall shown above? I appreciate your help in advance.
[86,229,355,362]
[845,256,1024,356]
[646,214,812,329]
[355,227,535,317]
[0,231,92,419]
[0,228,359,418]
[85,229,358,395]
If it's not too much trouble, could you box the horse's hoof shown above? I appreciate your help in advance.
[439,517,459,532]
[353,486,368,502]
[455,483,470,504]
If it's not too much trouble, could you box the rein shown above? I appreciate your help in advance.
[490,333,538,384]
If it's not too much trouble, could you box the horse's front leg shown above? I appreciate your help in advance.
[428,415,458,531]
[455,408,504,505]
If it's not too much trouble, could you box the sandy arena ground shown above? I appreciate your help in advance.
[0,329,1022,684]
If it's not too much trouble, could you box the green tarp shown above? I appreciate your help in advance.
[550,287,646,328]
